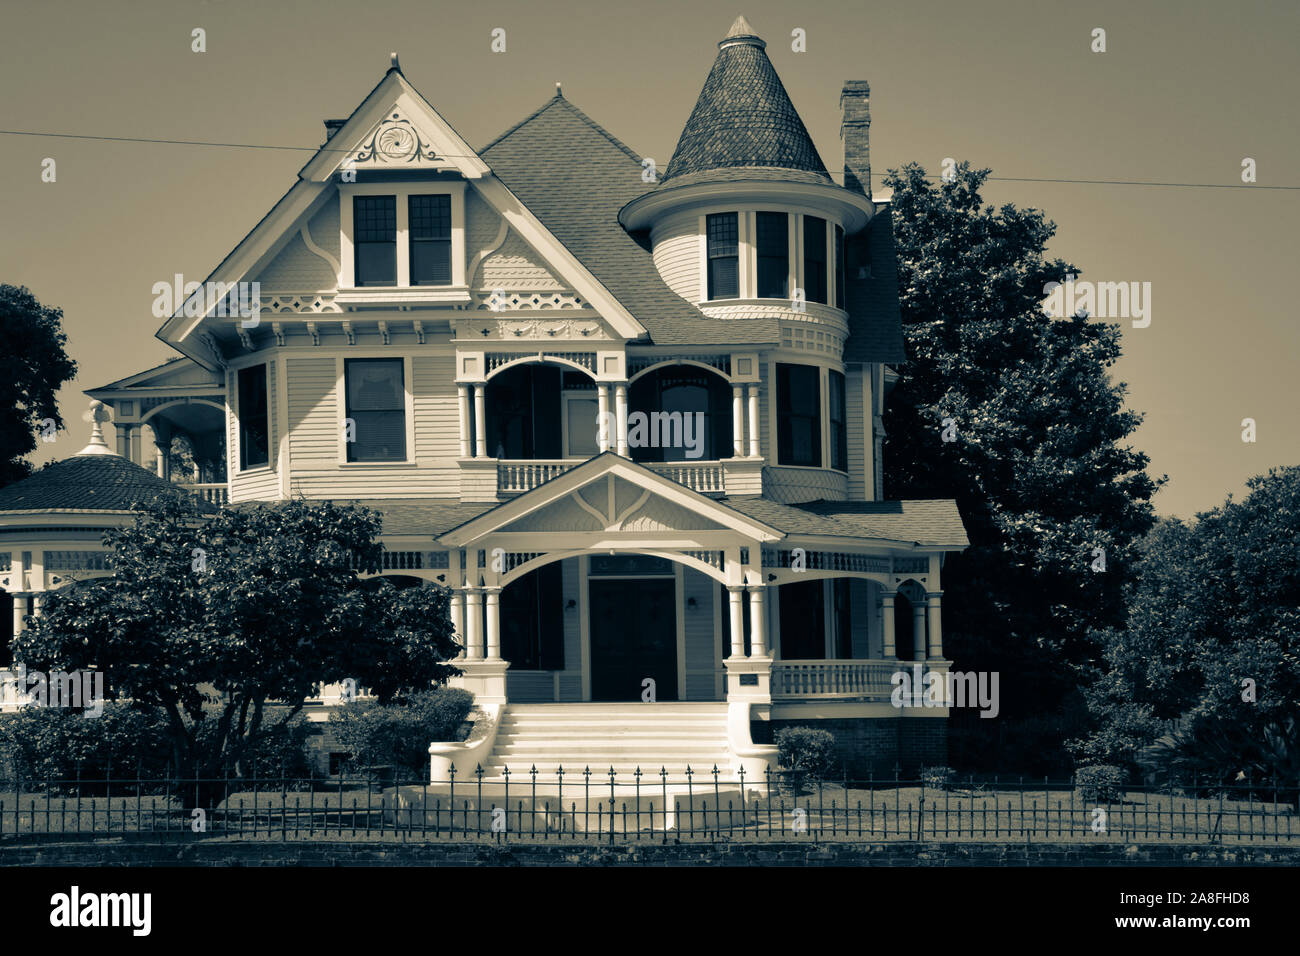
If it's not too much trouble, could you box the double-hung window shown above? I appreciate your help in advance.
[829,369,847,471]
[345,358,406,462]
[409,195,451,285]
[237,365,269,470]
[804,216,827,304]
[706,213,739,300]
[776,363,821,467]
[834,225,846,309]
[353,196,397,286]
[755,212,789,299]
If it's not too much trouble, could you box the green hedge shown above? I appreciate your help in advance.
[328,687,474,777]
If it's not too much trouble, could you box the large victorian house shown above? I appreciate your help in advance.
[2,18,966,778]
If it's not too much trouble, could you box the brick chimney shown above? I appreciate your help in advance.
[323,118,348,144]
[840,81,871,197]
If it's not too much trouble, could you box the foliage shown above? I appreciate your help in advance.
[13,497,460,799]
[1077,467,1300,781]
[0,284,78,487]
[328,688,474,777]
[1074,764,1125,802]
[0,704,172,784]
[880,162,1161,772]
[775,726,836,782]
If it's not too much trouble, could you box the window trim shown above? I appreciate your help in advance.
[338,182,466,291]
[704,211,740,301]
[407,194,453,287]
[233,362,272,475]
[335,355,417,466]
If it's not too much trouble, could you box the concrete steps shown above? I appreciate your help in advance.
[479,702,731,779]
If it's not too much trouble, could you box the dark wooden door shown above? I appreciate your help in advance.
[589,579,677,701]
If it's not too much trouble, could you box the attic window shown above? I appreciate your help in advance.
[354,196,397,286]
[409,195,451,285]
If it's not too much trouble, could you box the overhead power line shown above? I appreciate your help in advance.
[1,127,1295,191]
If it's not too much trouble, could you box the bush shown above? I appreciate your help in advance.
[329,687,474,777]
[1075,763,1126,802]
[0,704,172,786]
[191,712,316,780]
[775,726,836,784]
[920,765,956,790]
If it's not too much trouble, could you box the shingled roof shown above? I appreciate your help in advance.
[721,496,968,548]
[481,95,779,348]
[0,454,212,514]
[661,16,830,185]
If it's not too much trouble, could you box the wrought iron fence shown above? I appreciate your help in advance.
[0,765,1296,844]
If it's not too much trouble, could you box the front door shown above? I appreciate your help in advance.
[589,578,677,701]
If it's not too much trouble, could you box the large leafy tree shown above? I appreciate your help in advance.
[881,162,1161,773]
[1077,467,1300,788]
[14,498,459,793]
[0,284,78,487]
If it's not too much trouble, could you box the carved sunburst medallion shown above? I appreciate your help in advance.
[377,126,416,160]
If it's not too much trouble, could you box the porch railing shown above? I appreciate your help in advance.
[645,461,726,495]
[178,482,229,505]
[497,460,577,494]
[772,660,903,700]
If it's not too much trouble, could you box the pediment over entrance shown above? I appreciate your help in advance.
[438,453,782,545]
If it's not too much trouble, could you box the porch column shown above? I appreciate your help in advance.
[731,385,744,457]
[472,384,487,458]
[465,589,484,659]
[448,589,465,656]
[746,585,767,656]
[747,385,760,457]
[457,385,471,457]
[614,383,629,456]
[926,591,944,659]
[12,595,26,636]
[484,587,502,660]
[912,600,927,662]
[881,591,896,659]
[727,586,746,658]
[597,384,611,452]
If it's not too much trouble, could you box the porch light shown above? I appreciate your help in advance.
[686,597,698,610]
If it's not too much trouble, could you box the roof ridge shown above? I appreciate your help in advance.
[482,94,643,167]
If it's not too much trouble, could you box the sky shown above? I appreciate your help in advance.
[1,0,1295,518]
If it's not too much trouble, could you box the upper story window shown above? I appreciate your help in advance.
[829,369,847,471]
[354,197,397,286]
[804,216,828,305]
[345,358,406,462]
[237,364,269,471]
[776,363,821,467]
[339,183,466,292]
[834,225,846,309]
[706,213,739,300]
[755,212,789,299]
[409,195,451,285]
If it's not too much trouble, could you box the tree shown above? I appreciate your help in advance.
[13,497,460,799]
[1077,466,1300,788]
[881,162,1161,773]
[0,284,78,487]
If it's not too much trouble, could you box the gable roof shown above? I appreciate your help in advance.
[661,17,830,186]
[481,95,780,347]
[842,205,907,364]
[0,454,213,515]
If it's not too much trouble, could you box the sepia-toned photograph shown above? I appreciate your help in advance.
[0,0,1294,937]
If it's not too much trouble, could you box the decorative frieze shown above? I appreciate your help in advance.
[762,548,890,574]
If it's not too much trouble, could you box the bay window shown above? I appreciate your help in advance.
[776,363,821,467]
[755,211,789,299]
[804,216,827,304]
[706,212,739,300]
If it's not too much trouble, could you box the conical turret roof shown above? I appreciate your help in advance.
[661,16,830,185]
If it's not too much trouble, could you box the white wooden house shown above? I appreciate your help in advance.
[2,17,967,778]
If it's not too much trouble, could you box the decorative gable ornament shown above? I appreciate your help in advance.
[348,109,446,168]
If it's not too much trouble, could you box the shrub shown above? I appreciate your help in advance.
[920,765,956,790]
[775,726,836,783]
[192,712,316,780]
[1075,763,1126,802]
[0,704,172,786]
[329,687,474,777]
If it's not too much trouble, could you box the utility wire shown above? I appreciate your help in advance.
[1,128,1294,190]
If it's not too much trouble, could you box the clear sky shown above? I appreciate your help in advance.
[2,0,1295,517]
